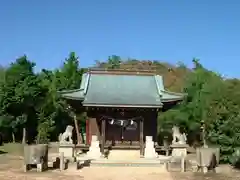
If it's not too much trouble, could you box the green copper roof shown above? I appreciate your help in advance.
[83,74,162,107]
[60,71,185,107]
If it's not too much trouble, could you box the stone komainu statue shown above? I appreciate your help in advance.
[58,125,74,144]
[172,125,187,145]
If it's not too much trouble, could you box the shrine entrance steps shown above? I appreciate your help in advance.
[90,150,168,167]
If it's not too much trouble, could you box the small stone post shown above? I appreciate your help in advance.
[37,163,43,172]
[23,164,30,172]
[60,152,65,171]
[181,155,185,172]
[202,166,208,173]
[164,161,169,171]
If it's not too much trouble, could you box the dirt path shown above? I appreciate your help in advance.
[1,167,240,180]
[1,153,240,180]
[0,165,172,180]
[66,166,172,180]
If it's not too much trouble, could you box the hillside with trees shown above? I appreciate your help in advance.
[95,55,190,92]
[0,53,240,165]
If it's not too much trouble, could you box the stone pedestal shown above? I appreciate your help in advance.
[144,136,158,159]
[171,144,189,159]
[59,143,74,161]
[196,147,220,173]
[86,135,102,159]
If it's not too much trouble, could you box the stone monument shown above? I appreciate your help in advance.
[170,126,189,158]
[86,135,102,159]
[144,136,158,158]
[23,144,48,172]
[58,125,75,161]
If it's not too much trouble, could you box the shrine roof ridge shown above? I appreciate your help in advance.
[87,68,157,76]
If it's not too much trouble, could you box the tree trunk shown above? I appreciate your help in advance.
[22,127,26,144]
[74,115,82,144]
[12,132,15,143]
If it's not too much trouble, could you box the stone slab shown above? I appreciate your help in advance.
[170,144,189,148]
[59,143,75,147]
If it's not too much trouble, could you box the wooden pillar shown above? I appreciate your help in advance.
[101,118,106,155]
[88,117,100,145]
[74,115,82,144]
[140,118,144,157]
[86,119,90,145]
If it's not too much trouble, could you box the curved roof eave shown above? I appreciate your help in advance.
[160,90,186,102]
[82,103,163,108]
[58,89,85,100]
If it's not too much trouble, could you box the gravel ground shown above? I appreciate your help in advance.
[0,153,240,180]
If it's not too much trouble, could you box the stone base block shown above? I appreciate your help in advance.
[86,148,102,159]
[59,144,74,159]
[144,136,158,159]
[172,148,187,158]
[171,144,188,159]
[23,163,47,172]
[144,148,158,159]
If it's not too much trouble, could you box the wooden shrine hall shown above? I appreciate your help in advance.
[60,69,185,156]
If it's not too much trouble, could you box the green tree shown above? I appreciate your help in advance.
[35,70,58,143]
[36,52,84,144]
[0,56,41,143]
[107,55,122,69]
[55,52,82,90]
[159,59,224,145]
[56,52,84,144]
[159,58,240,164]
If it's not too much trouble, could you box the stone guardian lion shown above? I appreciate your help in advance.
[172,125,187,145]
[58,125,74,144]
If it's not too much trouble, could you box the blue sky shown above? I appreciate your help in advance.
[0,0,240,77]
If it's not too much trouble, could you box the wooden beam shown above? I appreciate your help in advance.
[101,118,106,156]
[140,118,144,157]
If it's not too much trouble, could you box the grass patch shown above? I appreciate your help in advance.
[0,143,24,156]
[0,142,59,157]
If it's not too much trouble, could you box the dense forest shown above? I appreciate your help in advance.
[1,52,240,165]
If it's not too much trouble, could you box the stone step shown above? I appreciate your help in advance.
[107,150,140,160]
[90,159,166,167]
[90,163,165,167]
[92,159,162,163]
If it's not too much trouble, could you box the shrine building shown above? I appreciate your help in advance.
[60,69,185,156]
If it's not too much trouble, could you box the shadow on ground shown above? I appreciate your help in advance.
[0,150,7,154]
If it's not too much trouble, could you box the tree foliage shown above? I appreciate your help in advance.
[159,58,240,164]
[0,54,240,164]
